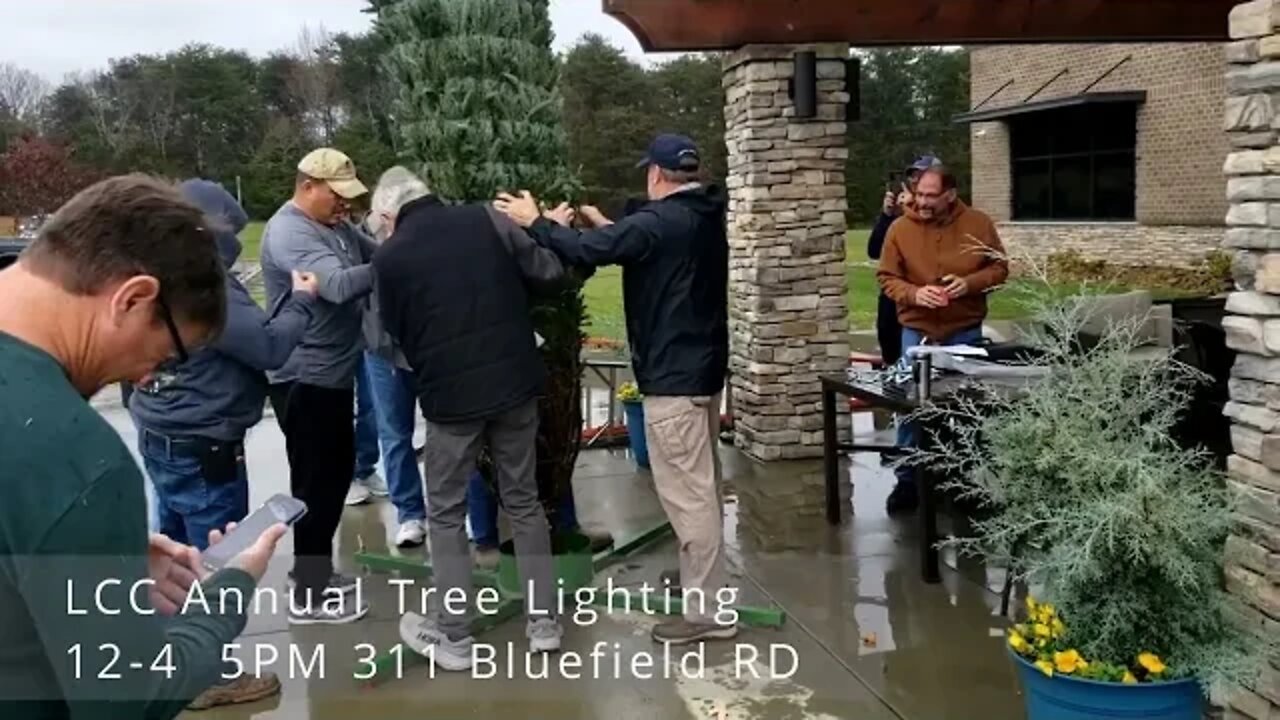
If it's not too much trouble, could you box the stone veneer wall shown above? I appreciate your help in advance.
[997,223,1225,268]
[722,44,851,460]
[1216,4,1280,719]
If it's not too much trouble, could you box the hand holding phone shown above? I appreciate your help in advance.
[200,494,305,577]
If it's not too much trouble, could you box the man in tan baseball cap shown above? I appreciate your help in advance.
[294,148,369,226]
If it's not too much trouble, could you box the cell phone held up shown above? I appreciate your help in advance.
[200,493,307,573]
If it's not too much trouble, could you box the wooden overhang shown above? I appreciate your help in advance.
[602,0,1240,52]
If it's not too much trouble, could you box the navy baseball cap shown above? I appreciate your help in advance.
[636,133,701,171]
[907,154,943,175]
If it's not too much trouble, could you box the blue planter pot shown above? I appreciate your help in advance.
[1011,651,1202,720]
[622,400,650,468]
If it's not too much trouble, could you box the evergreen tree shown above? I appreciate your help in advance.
[374,0,586,534]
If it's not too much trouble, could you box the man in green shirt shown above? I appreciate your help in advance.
[0,175,286,719]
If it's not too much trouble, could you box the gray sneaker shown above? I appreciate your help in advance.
[651,619,738,645]
[288,598,369,626]
[399,612,472,671]
[527,618,563,653]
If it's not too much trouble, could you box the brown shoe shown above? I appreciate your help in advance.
[651,619,738,645]
[187,673,281,711]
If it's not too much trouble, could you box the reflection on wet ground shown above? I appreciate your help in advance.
[101,407,1026,720]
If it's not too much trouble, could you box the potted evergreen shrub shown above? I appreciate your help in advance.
[376,0,595,590]
[616,381,649,469]
[909,283,1271,720]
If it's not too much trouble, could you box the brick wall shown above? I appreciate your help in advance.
[997,223,1222,269]
[971,43,1228,227]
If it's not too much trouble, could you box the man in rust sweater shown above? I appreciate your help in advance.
[876,165,1009,512]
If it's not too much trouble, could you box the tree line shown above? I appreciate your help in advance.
[0,32,969,226]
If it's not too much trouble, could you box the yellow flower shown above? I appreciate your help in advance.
[1034,660,1054,677]
[1033,623,1052,639]
[1137,653,1166,675]
[1122,671,1138,684]
[1050,618,1066,638]
[1026,596,1039,615]
[1008,630,1029,654]
[1053,650,1086,674]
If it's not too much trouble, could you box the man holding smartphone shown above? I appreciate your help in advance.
[866,155,942,366]
[0,175,286,718]
[876,164,1009,513]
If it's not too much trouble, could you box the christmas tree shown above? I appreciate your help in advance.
[373,0,586,535]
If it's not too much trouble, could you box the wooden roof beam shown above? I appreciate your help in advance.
[602,0,1239,52]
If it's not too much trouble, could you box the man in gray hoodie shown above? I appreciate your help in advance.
[261,148,376,625]
[127,178,317,710]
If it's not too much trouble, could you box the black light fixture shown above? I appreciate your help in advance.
[846,56,862,122]
[790,50,817,119]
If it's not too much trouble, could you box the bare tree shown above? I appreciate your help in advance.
[68,70,136,155]
[289,23,342,143]
[0,63,52,121]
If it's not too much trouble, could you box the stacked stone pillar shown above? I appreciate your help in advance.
[1219,3,1280,718]
[722,44,852,461]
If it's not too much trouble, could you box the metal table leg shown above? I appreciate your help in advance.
[916,355,941,584]
[823,384,840,524]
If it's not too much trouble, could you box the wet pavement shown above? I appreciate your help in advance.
[101,406,1027,720]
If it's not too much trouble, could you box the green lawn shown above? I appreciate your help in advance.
[239,221,265,262]
[238,223,1162,343]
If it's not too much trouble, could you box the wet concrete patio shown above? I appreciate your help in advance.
[101,406,1027,720]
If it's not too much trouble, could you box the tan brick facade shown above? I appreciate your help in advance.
[970,43,1228,267]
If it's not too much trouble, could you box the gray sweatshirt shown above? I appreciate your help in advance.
[128,180,316,441]
[260,202,376,388]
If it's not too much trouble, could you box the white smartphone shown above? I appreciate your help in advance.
[201,493,307,572]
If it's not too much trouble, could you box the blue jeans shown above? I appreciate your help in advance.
[353,355,380,480]
[138,429,249,552]
[364,352,427,523]
[468,470,579,548]
[894,324,985,485]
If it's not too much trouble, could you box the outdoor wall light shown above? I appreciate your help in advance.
[790,50,817,119]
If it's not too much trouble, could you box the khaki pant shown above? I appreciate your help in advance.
[643,393,731,624]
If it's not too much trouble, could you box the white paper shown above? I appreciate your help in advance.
[906,344,989,358]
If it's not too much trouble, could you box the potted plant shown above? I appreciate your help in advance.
[909,283,1271,720]
[616,381,649,469]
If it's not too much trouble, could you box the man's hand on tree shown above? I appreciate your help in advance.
[494,191,542,228]
[543,202,576,227]
[578,205,613,228]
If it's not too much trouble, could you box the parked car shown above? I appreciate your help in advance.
[0,237,27,269]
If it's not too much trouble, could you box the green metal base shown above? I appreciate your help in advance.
[353,520,783,686]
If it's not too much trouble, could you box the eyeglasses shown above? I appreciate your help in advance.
[156,293,189,364]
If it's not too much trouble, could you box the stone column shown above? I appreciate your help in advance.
[722,44,852,461]
[1219,3,1280,718]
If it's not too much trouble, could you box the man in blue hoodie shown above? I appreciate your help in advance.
[130,179,317,554]
[127,180,317,710]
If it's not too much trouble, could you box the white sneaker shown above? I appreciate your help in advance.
[345,483,372,506]
[359,472,389,497]
[398,612,472,671]
[395,519,426,548]
[527,618,563,653]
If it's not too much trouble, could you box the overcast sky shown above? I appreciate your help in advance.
[3,0,659,83]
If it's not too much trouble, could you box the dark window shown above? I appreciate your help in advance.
[1009,104,1137,221]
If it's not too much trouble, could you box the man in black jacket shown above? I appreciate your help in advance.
[495,134,736,646]
[370,167,569,671]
